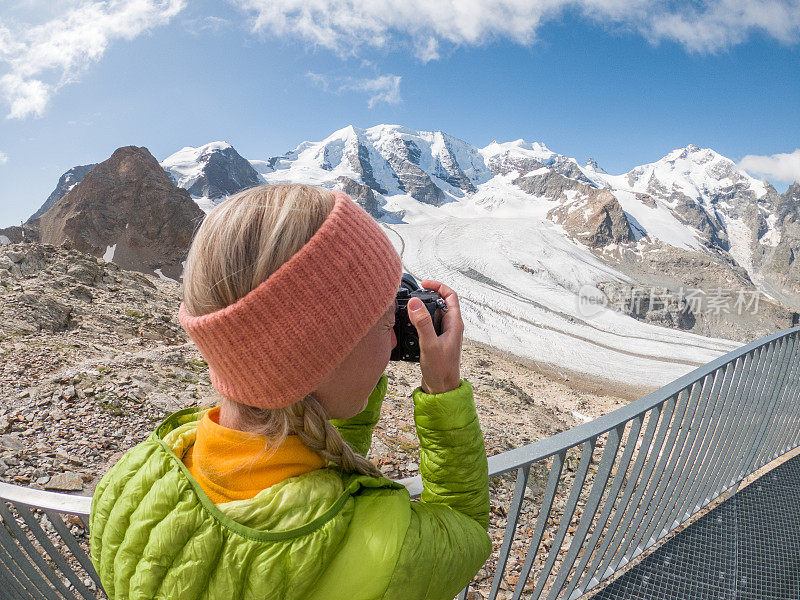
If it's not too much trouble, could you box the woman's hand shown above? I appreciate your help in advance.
[406,279,464,395]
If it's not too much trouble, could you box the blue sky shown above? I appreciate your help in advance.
[1,0,799,228]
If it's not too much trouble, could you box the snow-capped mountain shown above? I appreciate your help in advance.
[161,142,262,211]
[256,125,493,207]
[229,124,795,387]
[14,127,798,391]
[596,144,778,267]
[245,126,795,293]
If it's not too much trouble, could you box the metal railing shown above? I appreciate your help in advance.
[1,326,799,600]
[0,482,99,599]
[400,325,800,599]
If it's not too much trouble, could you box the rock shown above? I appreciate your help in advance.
[515,168,590,199]
[548,189,635,248]
[16,293,73,332]
[383,137,446,206]
[336,176,384,218]
[45,471,83,491]
[0,435,24,452]
[66,263,100,287]
[70,285,94,302]
[148,392,193,412]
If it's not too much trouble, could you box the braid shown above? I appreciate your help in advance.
[290,396,383,478]
[219,392,383,479]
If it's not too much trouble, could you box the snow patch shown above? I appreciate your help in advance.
[154,268,178,283]
[760,213,781,246]
[103,244,116,262]
[571,410,593,423]
[722,215,755,275]
[611,190,702,250]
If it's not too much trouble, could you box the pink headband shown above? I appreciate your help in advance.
[178,190,403,409]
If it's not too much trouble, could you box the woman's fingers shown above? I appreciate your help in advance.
[407,297,438,347]
[408,280,464,395]
[420,279,463,332]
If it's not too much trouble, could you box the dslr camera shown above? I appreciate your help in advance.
[391,273,448,362]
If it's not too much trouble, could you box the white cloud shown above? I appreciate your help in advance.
[740,149,800,184]
[306,71,331,92]
[230,0,800,59]
[0,151,8,164]
[0,0,186,119]
[185,16,232,35]
[307,72,402,108]
[344,75,401,108]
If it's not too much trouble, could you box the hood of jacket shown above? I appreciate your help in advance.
[89,406,407,600]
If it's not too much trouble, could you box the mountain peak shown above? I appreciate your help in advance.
[35,145,202,279]
[161,142,261,200]
[585,157,606,173]
[481,138,554,159]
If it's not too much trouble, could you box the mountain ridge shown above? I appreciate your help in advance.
[6,126,798,388]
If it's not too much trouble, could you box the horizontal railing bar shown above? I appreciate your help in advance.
[0,482,92,516]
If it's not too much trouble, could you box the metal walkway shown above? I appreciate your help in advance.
[592,452,800,600]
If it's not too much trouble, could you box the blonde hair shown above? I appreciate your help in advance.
[182,183,382,478]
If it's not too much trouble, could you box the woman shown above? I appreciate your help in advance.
[89,184,491,600]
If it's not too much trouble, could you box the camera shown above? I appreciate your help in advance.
[391,273,448,362]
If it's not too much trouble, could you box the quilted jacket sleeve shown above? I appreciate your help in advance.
[329,372,388,457]
[383,379,492,600]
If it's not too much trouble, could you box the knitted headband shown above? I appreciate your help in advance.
[178,190,403,409]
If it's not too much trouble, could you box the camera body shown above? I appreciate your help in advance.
[391,273,448,362]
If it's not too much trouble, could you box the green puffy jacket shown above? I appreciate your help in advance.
[89,374,491,600]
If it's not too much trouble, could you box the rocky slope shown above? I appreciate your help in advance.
[27,146,205,280]
[29,164,97,222]
[753,182,800,298]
